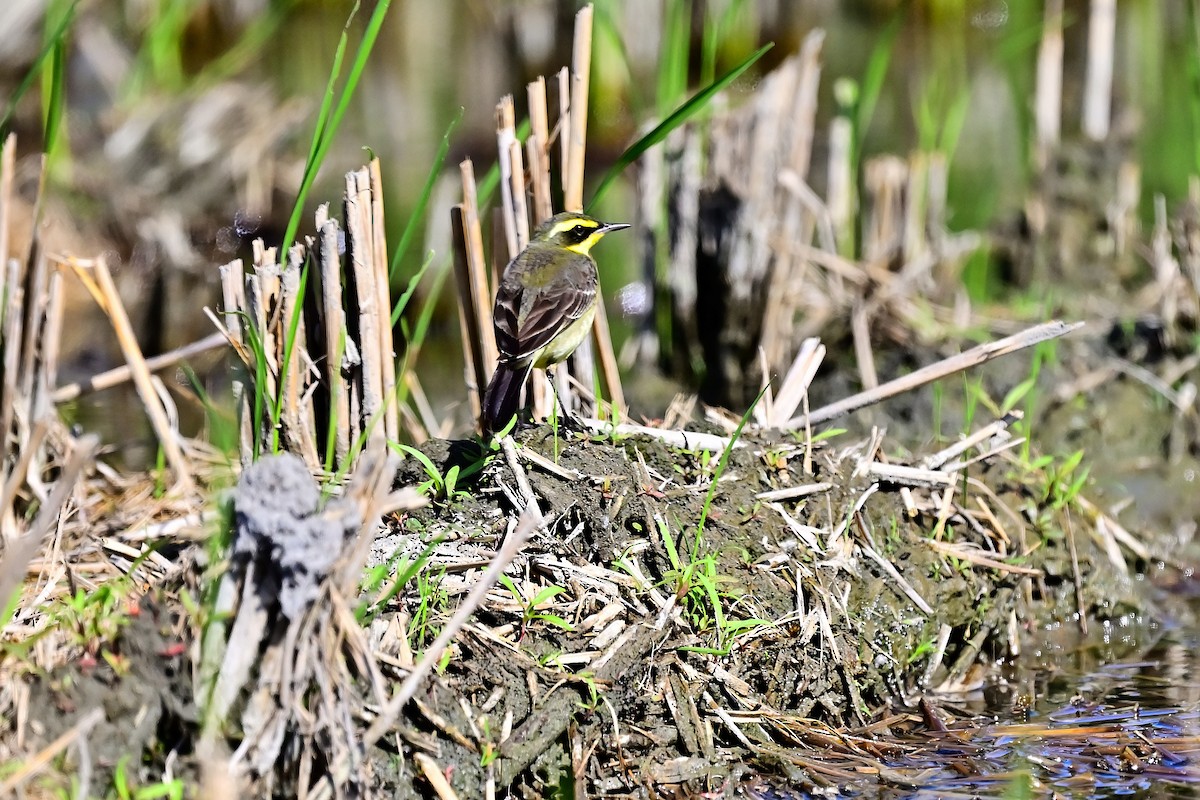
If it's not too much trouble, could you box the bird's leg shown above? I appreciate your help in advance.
[545,367,586,434]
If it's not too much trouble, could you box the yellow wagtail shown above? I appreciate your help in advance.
[482,211,630,433]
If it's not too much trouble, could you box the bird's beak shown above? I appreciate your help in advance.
[600,222,632,234]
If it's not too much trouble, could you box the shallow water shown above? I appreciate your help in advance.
[843,603,1200,798]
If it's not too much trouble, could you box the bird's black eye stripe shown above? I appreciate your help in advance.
[568,224,594,243]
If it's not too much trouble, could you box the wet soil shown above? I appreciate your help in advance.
[11,317,1197,797]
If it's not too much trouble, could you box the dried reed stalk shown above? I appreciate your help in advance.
[0,134,13,273]
[280,245,320,468]
[217,159,401,471]
[557,67,571,190]
[760,31,825,373]
[453,160,498,423]
[497,95,527,260]
[527,77,554,224]
[452,3,629,429]
[0,258,22,470]
[862,155,907,263]
[696,47,829,406]
[346,167,386,449]
[567,4,625,420]
[1035,0,1064,165]
[451,206,485,422]
[564,4,593,212]
[370,160,399,443]
[218,258,251,464]
[66,256,195,494]
[315,213,352,466]
[789,320,1083,428]
[1082,0,1115,141]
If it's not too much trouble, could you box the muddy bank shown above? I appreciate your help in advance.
[349,402,1160,795]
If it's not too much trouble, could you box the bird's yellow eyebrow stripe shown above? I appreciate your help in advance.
[546,217,599,238]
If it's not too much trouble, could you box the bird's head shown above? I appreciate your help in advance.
[531,211,630,255]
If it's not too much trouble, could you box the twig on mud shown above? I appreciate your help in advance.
[703,690,756,750]
[862,463,954,489]
[789,320,1083,428]
[854,522,934,615]
[414,753,461,800]
[922,412,1021,470]
[755,481,833,502]
[579,417,736,453]
[1072,493,1150,568]
[518,444,582,481]
[0,707,104,797]
[359,507,544,750]
[496,621,663,786]
[502,437,543,517]
[920,624,954,688]
[925,539,1043,576]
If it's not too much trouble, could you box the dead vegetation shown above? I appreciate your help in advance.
[1,3,1199,799]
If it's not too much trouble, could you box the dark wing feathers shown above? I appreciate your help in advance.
[492,245,597,362]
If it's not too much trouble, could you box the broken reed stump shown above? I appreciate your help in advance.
[644,31,981,409]
[218,158,398,472]
[454,3,625,431]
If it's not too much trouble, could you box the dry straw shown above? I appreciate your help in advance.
[215,157,406,471]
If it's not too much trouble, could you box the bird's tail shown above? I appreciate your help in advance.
[482,361,532,434]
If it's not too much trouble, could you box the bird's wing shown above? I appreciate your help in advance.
[492,250,595,362]
[494,279,595,362]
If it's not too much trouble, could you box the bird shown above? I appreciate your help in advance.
[481,210,630,434]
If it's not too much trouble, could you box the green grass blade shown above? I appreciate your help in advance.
[939,83,971,161]
[41,0,77,158]
[390,109,462,282]
[280,5,356,257]
[282,0,393,259]
[593,3,645,112]
[273,254,313,453]
[0,0,77,139]
[657,0,691,116]
[1189,0,1200,174]
[701,0,752,88]
[587,42,773,210]
[695,385,767,545]
[391,250,435,327]
[854,12,902,163]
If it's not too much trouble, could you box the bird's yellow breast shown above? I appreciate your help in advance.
[532,305,596,368]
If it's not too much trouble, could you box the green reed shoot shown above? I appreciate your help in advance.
[587,42,773,210]
[282,0,393,260]
[694,385,767,549]
[0,0,77,141]
[390,110,462,286]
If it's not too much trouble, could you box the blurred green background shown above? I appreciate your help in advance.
[0,0,1195,452]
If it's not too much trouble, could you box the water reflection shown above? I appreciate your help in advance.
[851,613,1200,798]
